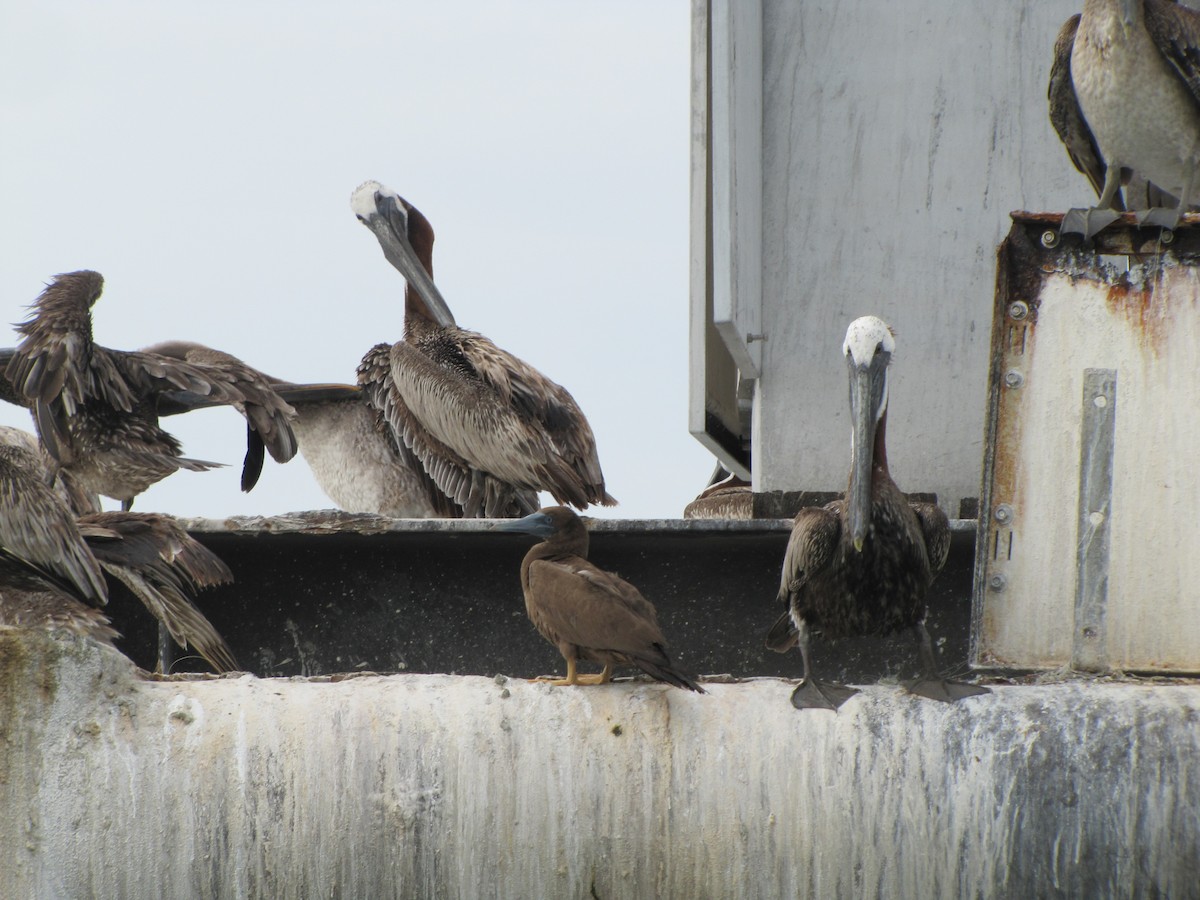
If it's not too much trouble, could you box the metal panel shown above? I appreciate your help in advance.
[712,0,1089,513]
[975,215,1200,673]
[1073,369,1117,673]
[709,0,763,379]
[689,0,751,477]
[100,513,978,685]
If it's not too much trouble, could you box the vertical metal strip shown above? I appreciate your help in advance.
[1073,369,1117,673]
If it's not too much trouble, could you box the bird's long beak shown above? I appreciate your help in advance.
[352,181,457,328]
[491,510,556,538]
[846,360,882,553]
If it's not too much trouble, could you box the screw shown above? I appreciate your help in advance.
[988,573,1008,592]
[1041,230,1060,249]
[1008,301,1029,320]
[994,504,1014,525]
[1004,370,1024,389]
[1160,229,1175,245]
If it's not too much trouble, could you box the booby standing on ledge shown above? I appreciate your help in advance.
[3,271,298,508]
[495,506,703,691]
[1053,0,1200,237]
[351,181,615,518]
[765,316,989,711]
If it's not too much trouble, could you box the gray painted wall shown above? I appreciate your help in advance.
[695,0,1098,512]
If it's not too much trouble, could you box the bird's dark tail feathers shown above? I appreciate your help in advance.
[635,652,706,693]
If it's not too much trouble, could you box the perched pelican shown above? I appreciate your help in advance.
[351,181,615,517]
[495,506,704,692]
[0,441,237,671]
[765,317,989,710]
[3,271,298,508]
[1052,0,1200,237]
[267,377,460,517]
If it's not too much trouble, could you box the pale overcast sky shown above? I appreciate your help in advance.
[0,1,714,519]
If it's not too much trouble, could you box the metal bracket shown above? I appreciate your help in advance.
[1072,369,1117,673]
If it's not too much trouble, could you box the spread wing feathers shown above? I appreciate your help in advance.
[1049,15,1126,208]
[0,445,108,606]
[355,345,465,517]
[1146,0,1200,102]
[136,341,299,490]
[910,501,951,577]
[527,556,702,692]
[5,271,102,417]
[0,590,119,644]
[390,335,607,510]
[765,504,840,653]
[5,272,297,483]
[370,343,536,517]
[78,511,237,672]
[0,425,100,515]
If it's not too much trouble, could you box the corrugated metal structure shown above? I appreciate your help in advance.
[975,216,1200,673]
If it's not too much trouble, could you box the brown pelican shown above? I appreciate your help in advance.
[266,377,459,517]
[1052,0,1200,237]
[351,181,615,517]
[764,317,989,710]
[495,506,704,691]
[3,271,298,508]
[0,441,237,671]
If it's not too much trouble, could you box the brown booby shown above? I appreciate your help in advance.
[1052,0,1200,237]
[0,440,237,671]
[3,271,298,508]
[764,316,989,710]
[495,506,704,691]
[351,181,615,517]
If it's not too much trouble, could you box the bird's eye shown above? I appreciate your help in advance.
[875,341,883,355]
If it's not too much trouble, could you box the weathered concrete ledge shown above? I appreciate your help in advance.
[175,511,978,536]
[2,631,1197,898]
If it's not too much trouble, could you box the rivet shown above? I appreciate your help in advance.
[1041,230,1060,249]
[994,504,1014,525]
[1160,228,1175,245]
[1008,301,1029,321]
[1004,370,1024,389]
[988,573,1008,592]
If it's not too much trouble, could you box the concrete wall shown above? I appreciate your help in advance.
[3,631,1198,898]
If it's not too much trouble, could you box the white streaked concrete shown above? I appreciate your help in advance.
[2,630,1197,898]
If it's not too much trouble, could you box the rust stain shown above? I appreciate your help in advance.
[1104,279,1170,357]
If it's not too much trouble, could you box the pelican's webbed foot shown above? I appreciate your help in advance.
[904,675,990,704]
[1061,207,1121,239]
[789,678,859,711]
